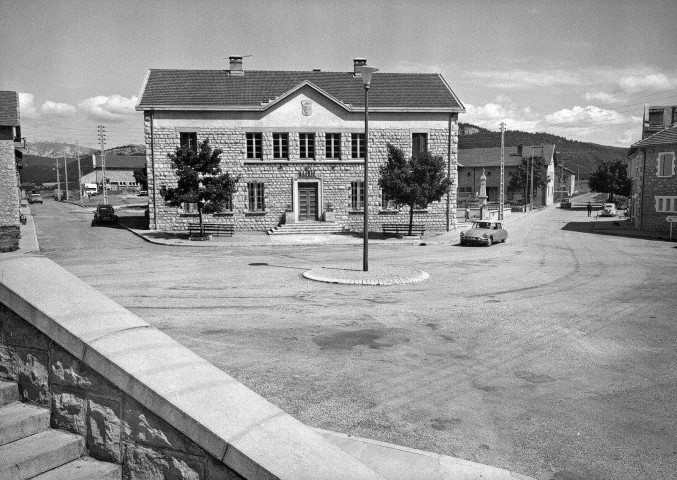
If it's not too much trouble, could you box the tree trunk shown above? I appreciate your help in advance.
[408,203,415,236]
[198,204,204,236]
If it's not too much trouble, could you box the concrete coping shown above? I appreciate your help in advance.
[0,256,386,480]
[303,265,429,285]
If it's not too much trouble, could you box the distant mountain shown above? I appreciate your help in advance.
[20,154,95,187]
[23,141,145,158]
[458,123,627,179]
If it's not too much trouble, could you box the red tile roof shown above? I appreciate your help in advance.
[632,125,677,147]
[458,145,556,167]
[137,70,464,112]
[0,91,20,126]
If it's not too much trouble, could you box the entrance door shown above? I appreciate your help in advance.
[298,183,318,221]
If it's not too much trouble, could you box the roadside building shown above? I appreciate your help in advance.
[0,91,23,251]
[135,57,464,233]
[628,125,677,233]
[80,155,145,193]
[457,144,556,207]
[459,125,479,136]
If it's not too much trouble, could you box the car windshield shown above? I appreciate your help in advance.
[99,206,114,212]
[473,222,493,229]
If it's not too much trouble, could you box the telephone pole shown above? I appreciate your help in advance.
[97,125,108,205]
[499,122,505,220]
[55,157,61,200]
[76,141,83,200]
[63,152,69,201]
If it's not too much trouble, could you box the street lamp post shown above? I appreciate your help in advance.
[357,64,378,272]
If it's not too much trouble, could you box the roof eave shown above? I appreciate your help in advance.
[136,105,465,113]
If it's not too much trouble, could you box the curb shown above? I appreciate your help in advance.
[303,265,429,285]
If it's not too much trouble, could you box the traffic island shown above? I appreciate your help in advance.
[303,264,429,286]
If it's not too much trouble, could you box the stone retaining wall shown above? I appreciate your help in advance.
[0,256,384,480]
[0,139,20,232]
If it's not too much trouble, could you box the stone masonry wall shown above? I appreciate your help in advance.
[0,304,244,480]
[144,116,459,233]
[0,139,20,228]
[635,145,677,233]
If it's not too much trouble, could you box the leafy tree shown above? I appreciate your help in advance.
[378,144,452,235]
[133,166,148,190]
[508,155,550,202]
[588,159,630,201]
[160,139,239,236]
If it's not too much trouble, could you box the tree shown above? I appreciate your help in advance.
[133,166,148,190]
[160,139,239,236]
[588,159,630,201]
[378,144,452,235]
[508,155,550,203]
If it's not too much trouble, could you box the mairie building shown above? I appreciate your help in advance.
[136,57,465,233]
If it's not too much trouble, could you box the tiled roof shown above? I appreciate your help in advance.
[632,125,677,147]
[458,145,556,168]
[137,70,464,111]
[0,91,20,126]
[92,155,146,169]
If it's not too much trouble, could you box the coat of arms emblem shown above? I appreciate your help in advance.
[301,100,313,116]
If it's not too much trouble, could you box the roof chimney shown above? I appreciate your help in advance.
[353,58,367,76]
[229,56,244,76]
[516,144,523,156]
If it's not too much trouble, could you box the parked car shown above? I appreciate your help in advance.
[138,190,148,196]
[93,204,118,224]
[28,193,43,204]
[460,220,508,246]
[560,198,571,208]
[600,203,617,217]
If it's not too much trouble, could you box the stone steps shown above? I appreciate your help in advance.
[268,222,351,235]
[0,381,121,480]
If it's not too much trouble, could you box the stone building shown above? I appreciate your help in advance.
[628,125,677,233]
[457,145,556,206]
[80,155,146,192]
[642,105,677,139]
[136,58,464,233]
[0,91,22,251]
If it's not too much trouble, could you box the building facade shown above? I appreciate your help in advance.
[642,105,677,139]
[136,58,464,233]
[457,145,557,207]
[0,91,22,251]
[628,125,677,233]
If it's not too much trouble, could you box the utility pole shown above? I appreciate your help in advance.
[499,122,505,220]
[97,125,108,205]
[63,152,69,201]
[55,157,61,201]
[76,141,83,200]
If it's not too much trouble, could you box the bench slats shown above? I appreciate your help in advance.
[382,224,425,237]
[187,223,234,237]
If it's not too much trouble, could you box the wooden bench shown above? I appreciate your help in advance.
[187,223,234,237]
[382,223,426,237]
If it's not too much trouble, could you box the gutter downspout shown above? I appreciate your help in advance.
[149,111,158,230]
[447,113,452,231]
[640,147,646,231]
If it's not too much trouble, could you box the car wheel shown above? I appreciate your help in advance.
[487,236,493,246]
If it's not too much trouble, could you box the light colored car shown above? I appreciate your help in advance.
[28,193,43,204]
[460,220,508,246]
[600,203,617,217]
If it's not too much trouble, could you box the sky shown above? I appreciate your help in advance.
[2,0,676,149]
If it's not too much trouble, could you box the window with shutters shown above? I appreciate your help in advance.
[655,196,677,213]
[657,152,675,177]
[412,133,428,156]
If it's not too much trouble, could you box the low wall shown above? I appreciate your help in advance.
[0,256,384,480]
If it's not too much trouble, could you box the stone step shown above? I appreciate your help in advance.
[0,402,50,446]
[0,429,85,480]
[32,457,121,480]
[269,223,350,235]
[0,381,19,407]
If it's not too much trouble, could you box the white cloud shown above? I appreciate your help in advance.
[545,105,630,126]
[78,94,138,122]
[617,73,674,93]
[463,101,540,132]
[584,91,618,103]
[41,100,76,117]
[19,93,39,118]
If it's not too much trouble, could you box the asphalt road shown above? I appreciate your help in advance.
[31,199,677,480]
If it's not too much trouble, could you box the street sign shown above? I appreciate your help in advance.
[666,216,677,222]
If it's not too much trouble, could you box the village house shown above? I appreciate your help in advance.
[80,155,146,193]
[628,125,677,233]
[642,105,677,139]
[0,91,23,251]
[457,144,557,207]
[135,57,464,233]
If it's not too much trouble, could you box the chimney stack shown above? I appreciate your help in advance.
[353,58,367,76]
[517,144,523,156]
[229,56,244,76]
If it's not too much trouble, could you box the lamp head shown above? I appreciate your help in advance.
[356,65,379,87]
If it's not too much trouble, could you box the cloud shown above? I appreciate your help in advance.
[584,91,619,103]
[617,73,674,93]
[544,105,637,126]
[463,100,540,132]
[41,100,76,117]
[19,93,39,118]
[78,94,138,122]
[465,69,580,89]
